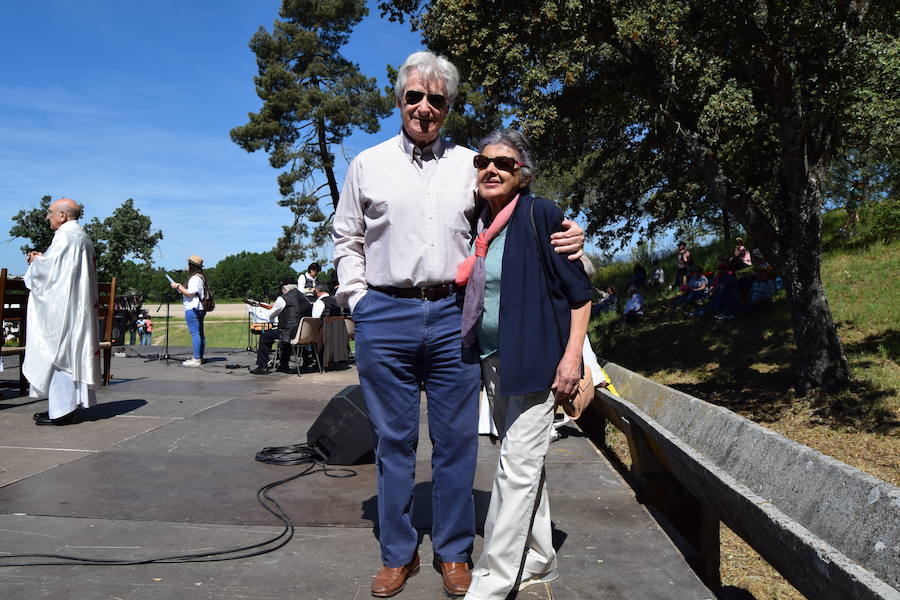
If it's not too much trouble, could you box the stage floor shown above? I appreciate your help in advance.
[0,348,713,599]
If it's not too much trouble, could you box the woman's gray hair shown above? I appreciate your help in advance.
[394,51,460,105]
[478,128,538,186]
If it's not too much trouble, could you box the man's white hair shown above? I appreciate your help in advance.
[394,51,460,105]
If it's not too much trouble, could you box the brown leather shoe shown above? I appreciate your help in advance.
[371,553,420,597]
[433,558,470,597]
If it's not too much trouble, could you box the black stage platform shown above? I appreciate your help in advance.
[0,348,713,599]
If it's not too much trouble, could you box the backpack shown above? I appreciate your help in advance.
[201,277,215,312]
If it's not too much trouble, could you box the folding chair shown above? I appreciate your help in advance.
[286,317,323,374]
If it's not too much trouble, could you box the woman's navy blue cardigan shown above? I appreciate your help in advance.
[463,194,592,395]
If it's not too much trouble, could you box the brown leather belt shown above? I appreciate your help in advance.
[370,283,459,301]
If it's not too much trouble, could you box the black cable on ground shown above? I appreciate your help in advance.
[0,443,356,567]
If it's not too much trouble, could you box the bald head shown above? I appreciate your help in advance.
[47,197,82,230]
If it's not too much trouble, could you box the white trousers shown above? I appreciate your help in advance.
[466,356,557,600]
[30,369,96,419]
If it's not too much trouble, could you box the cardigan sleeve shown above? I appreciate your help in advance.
[533,198,592,308]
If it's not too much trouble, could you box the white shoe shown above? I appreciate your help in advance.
[553,413,572,430]
[182,358,202,367]
[549,428,561,443]
[518,569,559,591]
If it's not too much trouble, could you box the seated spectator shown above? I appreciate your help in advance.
[623,285,644,324]
[650,261,665,287]
[673,266,709,307]
[722,266,776,318]
[628,263,648,289]
[592,284,618,317]
[693,263,737,317]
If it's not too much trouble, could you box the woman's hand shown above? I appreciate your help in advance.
[170,281,181,291]
[551,219,584,261]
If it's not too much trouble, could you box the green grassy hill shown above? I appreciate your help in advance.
[589,206,897,438]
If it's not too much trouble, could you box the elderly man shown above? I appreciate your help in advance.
[24,197,101,426]
[248,277,311,375]
[333,51,583,597]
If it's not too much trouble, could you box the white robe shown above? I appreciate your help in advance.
[23,220,100,418]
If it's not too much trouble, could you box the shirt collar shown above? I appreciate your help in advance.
[398,129,446,162]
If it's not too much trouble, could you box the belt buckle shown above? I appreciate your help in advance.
[419,287,428,300]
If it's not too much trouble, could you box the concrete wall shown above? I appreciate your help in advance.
[602,362,899,599]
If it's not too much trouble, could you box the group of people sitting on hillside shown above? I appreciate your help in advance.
[669,238,780,319]
[589,264,649,325]
[586,236,781,326]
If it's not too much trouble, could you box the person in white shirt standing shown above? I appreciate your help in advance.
[332,51,584,598]
[170,255,209,367]
[25,197,101,426]
[301,262,320,298]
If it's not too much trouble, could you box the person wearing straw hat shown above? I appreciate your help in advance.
[170,255,210,367]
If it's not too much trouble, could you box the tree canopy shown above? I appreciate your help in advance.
[231,0,393,262]
[9,196,55,256]
[206,250,298,300]
[84,198,163,280]
[381,0,899,393]
[9,196,163,281]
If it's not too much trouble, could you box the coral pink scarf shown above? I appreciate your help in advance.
[456,195,519,347]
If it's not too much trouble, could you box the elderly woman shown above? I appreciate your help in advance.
[456,129,591,599]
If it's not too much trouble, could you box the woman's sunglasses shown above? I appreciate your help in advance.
[473,154,523,173]
[404,90,448,110]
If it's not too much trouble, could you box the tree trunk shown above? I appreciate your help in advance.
[780,246,851,395]
[317,117,341,210]
[775,184,851,395]
[722,205,731,243]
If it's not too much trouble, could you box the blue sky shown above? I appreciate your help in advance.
[1,0,421,275]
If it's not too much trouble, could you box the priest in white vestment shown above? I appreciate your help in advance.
[23,197,101,425]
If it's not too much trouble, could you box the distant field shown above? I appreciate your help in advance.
[144,303,251,320]
[139,319,251,349]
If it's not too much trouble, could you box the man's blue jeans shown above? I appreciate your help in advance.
[353,289,481,567]
[184,308,205,359]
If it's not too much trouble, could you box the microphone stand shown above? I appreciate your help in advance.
[159,290,174,365]
[246,304,253,352]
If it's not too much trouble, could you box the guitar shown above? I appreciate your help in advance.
[243,298,273,310]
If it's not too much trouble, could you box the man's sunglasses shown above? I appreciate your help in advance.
[473,154,523,173]
[404,90,448,110]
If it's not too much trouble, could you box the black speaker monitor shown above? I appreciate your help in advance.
[307,385,375,465]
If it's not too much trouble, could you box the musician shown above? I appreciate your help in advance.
[248,277,311,375]
[301,262,321,298]
[311,282,340,318]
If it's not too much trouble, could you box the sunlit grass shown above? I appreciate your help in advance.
[149,320,253,349]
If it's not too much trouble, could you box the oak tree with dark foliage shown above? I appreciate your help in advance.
[382,0,899,394]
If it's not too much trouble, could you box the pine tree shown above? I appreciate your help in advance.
[231,0,393,262]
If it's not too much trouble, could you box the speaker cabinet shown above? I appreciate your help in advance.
[307,385,374,465]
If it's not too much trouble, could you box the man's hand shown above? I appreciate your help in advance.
[551,219,584,261]
[26,251,42,264]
